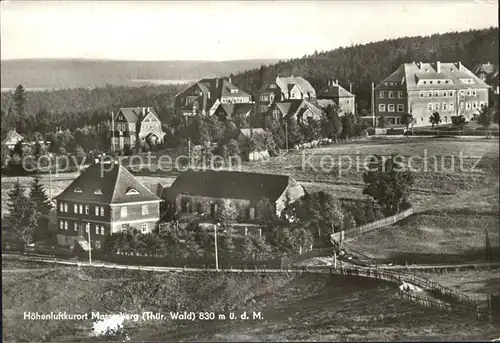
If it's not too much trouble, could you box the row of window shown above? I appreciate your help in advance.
[59,202,105,216]
[383,81,402,87]
[418,79,454,85]
[378,104,405,113]
[379,91,405,99]
[120,204,149,218]
[59,220,106,235]
[418,89,479,98]
[426,101,486,111]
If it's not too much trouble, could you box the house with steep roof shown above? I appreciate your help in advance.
[54,161,162,250]
[374,61,490,128]
[472,62,499,101]
[256,76,316,117]
[237,128,270,161]
[1,129,24,150]
[212,103,255,122]
[264,99,325,128]
[317,79,356,115]
[112,107,165,152]
[174,77,253,117]
[161,170,306,221]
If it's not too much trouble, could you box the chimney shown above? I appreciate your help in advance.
[228,77,232,84]
[418,62,422,69]
[349,82,353,93]
[216,78,219,89]
[436,61,441,73]
[142,107,145,116]
[457,61,462,70]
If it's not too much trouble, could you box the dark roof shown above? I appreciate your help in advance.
[55,162,162,204]
[275,99,304,118]
[1,129,23,145]
[216,103,254,119]
[162,170,295,203]
[318,82,354,98]
[115,107,159,123]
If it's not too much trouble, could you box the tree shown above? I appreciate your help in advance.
[29,176,53,215]
[242,236,256,260]
[451,115,467,137]
[13,84,27,118]
[321,104,342,141]
[429,111,442,136]
[5,195,40,246]
[215,201,239,229]
[7,181,26,213]
[255,196,275,225]
[477,106,494,138]
[291,227,314,254]
[221,234,236,258]
[401,113,414,135]
[362,154,415,216]
[13,140,24,158]
[378,116,386,129]
[1,145,11,167]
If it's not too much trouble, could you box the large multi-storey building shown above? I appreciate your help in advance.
[54,161,162,250]
[174,78,252,117]
[111,107,165,152]
[374,61,490,128]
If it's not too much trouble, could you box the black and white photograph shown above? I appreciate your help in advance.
[1,0,499,341]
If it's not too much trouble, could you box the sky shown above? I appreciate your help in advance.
[1,0,498,61]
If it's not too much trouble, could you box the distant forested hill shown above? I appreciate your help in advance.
[230,27,499,113]
[0,58,280,90]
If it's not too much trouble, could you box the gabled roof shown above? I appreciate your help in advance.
[115,107,159,123]
[316,99,339,109]
[318,81,354,98]
[473,63,497,75]
[276,76,316,98]
[376,61,490,90]
[216,103,254,119]
[275,99,304,118]
[163,170,298,203]
[1,129,23,145]
[55,162,162,204]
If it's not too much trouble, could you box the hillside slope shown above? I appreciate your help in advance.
[0,58,280,90]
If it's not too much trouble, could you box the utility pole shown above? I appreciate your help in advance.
[87,225,92,265]
[371,82,375,128]
[285,120,289,151]
[49,170,52,200]
[214,223,219,271]
[111,111,115,153]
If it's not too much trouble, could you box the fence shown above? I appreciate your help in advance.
[344,208,414,242]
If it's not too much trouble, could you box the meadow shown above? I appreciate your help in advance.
[2,260,499,342]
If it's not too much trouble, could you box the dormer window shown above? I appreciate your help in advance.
[230,89,238,94]
[94,189,103,195]
[74,187,82,193]
[126,188,139,195]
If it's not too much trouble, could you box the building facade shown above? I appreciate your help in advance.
[111,107,165,152]
[174,78,252,117]
[54,161,162,250]
[161,170,306,221]
[317,79,355,115]
[374,61,490,128]
[264,99,325,128]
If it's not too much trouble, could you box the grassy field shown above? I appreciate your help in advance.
[2,260,499,342]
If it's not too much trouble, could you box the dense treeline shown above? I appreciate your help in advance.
[230,27,499,113]
[0,84,186,139]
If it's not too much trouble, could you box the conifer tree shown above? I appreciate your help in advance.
[7,180,26,213]
[29,176,53,215]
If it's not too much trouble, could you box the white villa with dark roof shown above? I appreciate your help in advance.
[374,61,490,128]
[54,161,162,250]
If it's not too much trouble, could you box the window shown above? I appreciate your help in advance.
[473,101,477,109]
[126,188,139,195]
[443,91,447,97]
[95,206,99,216]
[59,220,64,230]
[443,103,447,111]
[423,81,427,85]
[64,221,68,230]
[272,109,280,119]
[388,104,395,112]
[430,80,434,84]
[121,206,127,218]
[437,81,441,84]
[378,104,386,112]
[460,90,465,96]
[73,223,77,231]
[397,91,403,98]
[480,102,486,109]
[141,223,148,233]
[74,204,78,213]
[79,205,83,214]
[397,104,404,112]
[94,189,102,195]
[449,103,454,111]
[467,89,472,96]
[59,202,64,212]
[85,205,89,215]
[142,204,148,215]
[466,102,471,110]
[96,226,100,235]
[434,91,439,97]
[379,91,384,98]
[420,91,424,98]
[259,105,268,113]
[449,90,454,97]
[269,84,276,88]
[444,116,448,122]
[64,203,68,212]
[428,103,433,111]
[85,222,90,233]
[421,117,424,121]
[101,226,105,235]
[74,187,82,193]
[388,91,394,99]
[260,95,269,102]
[428,92,432,98]
[472,90,477,96]
[100,206,104,216]
[434,103,439,111]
